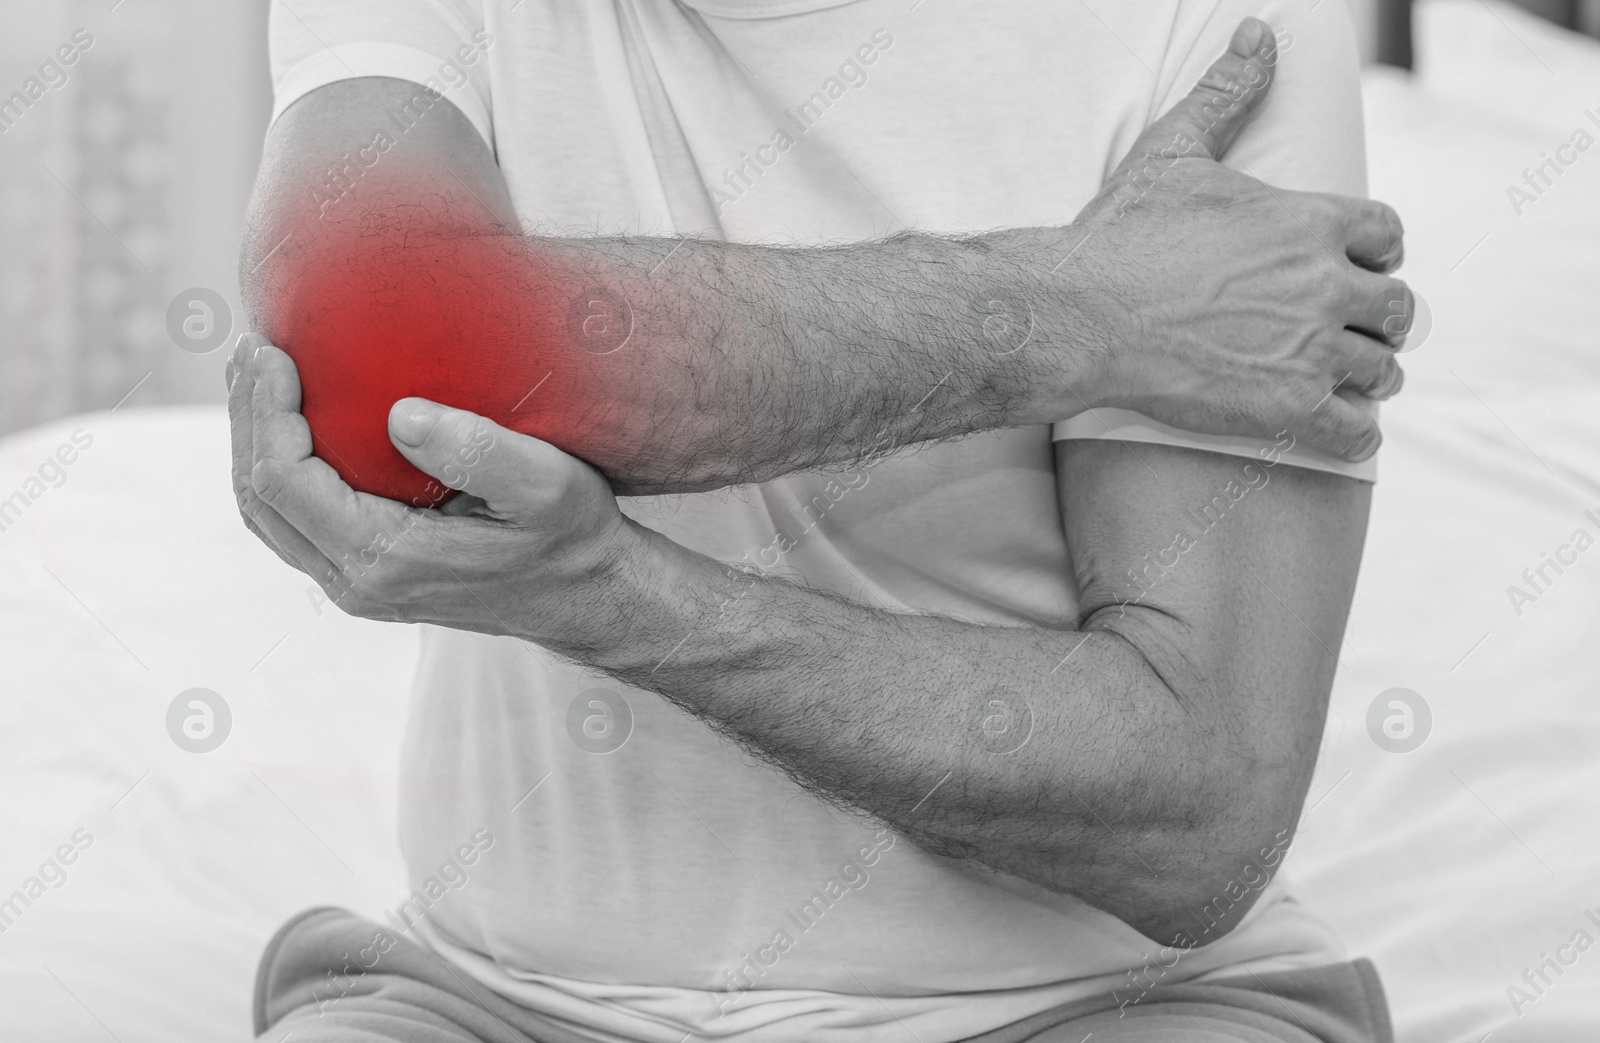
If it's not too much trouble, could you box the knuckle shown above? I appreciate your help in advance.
[1312,269,1351,312]
[1309,250,1347,285]
[1300,382,1332,419]
[1313,193,1352,233]
[467,416,499,456]
[438,408,474,441]
[1191,84,1234,111]
[251,461,288,504]
[442,411,494,460]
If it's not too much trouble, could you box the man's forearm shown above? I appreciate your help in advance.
[511,225,1106,492]
[241,78,1105,497]
[539,519,1275,944]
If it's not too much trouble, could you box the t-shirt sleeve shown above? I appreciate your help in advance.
[1051,0,1379,482]
[268,0,495,148]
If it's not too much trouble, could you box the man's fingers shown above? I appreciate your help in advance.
[242,479,346,589]
[229,332,310,563]
[233,337,421,609]
[1299,390,1382,463]
[1330,329,1405,400]
[229,332,285,481]
[228,332,261,508]
[250,343,313,467]
[1336,197,1405,273]
[1339,270,1414,350]
[1113,17,1277,180]
[249,343,400,562]
[249,425,407,595]
[227,333,345,583]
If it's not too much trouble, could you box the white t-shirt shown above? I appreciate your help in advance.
[269,2,1378,1041]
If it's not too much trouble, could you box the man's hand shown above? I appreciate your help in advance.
[227,333,629,639]
[1063,17,1407,460]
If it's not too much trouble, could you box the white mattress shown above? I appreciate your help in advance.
[1,2,1597,1039]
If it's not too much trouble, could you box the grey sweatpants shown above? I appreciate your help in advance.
[254,907,1394,1043]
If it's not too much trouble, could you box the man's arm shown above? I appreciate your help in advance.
[230,308,1362,945]
[504,435,1365,946]
[242,78,1048,498]
[240,20,1407,501]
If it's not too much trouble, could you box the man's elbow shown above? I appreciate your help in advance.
[1119,819,1297,948]
[1094,721,1306,947]
[1069,611,1316,945]
[239,180,621,505]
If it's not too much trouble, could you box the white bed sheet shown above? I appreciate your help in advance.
[1287,5,1600,1040]
[0,405,417,1041]
[1,4,1598,1039]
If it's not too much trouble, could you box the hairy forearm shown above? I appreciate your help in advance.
[521,439,1364,943]
[492,226,1104,493]
[539,522,1278,943]
[240,81,1109,499]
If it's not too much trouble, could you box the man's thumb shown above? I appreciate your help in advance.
[389,398,544,508]
[1114,17,1278,177]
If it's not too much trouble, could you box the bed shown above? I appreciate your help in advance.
[2,1,1598,1039]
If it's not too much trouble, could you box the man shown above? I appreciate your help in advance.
[235,1,1407,1040]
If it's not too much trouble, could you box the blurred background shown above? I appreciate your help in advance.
[0,0,1594,439]
[0,0,269,438]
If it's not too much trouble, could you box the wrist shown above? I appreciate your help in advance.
[983,225,1120,423]
[531,516,710,677]
[519,514,661,657]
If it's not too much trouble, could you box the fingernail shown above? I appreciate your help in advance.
[391,398,441,447]
[1230,19,1265,57]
